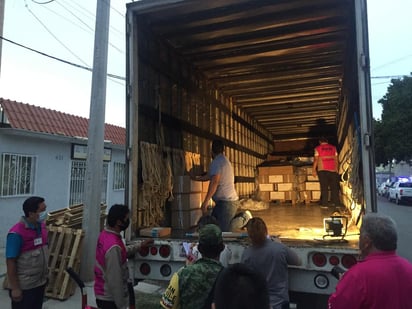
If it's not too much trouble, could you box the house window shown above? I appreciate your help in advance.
[69,160,108,206]
[0,153,36,196]
[113,162,125,190]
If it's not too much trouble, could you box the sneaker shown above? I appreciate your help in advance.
[241,210,253,228]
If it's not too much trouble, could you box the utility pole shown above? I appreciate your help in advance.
[0,0,5,75]
[80,0,111,281]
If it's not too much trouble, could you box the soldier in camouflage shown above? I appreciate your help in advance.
[160,224,224,309]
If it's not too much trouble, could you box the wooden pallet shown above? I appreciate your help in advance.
[46,226,84,300]
[47,203,107,229]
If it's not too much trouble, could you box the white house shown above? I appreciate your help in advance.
[0,98,126,247]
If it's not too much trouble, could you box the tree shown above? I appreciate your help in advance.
[375,76,412,164]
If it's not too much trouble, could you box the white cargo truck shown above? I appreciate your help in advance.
[125,0,375,307]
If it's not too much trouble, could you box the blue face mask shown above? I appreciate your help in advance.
[38,211,47,222]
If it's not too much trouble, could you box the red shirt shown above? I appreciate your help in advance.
[328,251,412,309]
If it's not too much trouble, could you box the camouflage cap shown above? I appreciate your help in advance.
[198,224,223,246]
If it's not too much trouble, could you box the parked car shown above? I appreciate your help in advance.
[379,181,395,198]
[388,181,412,204]
[377,182,387,196]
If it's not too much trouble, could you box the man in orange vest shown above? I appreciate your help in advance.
[312,137,340,207]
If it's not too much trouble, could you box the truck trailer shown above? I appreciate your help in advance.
[125,0,375,307]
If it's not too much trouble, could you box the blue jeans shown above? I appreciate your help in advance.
[211,200,239,232]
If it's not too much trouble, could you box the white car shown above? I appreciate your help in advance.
[388,181,412,204]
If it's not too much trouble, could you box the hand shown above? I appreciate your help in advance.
[201,201,210,215]
[312,171,317,178]
[140,239,154,248]
[11,288,23,302]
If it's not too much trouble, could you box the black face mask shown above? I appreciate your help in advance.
[120,218,130,231]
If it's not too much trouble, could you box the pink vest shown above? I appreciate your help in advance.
[7,218,49,290]
[9,219,48,253]
[315,143,337,171]
[94,229,127,296]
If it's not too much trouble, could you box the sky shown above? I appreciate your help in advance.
[1,0,412,128]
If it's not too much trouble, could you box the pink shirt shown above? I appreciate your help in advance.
[328,251,412,309]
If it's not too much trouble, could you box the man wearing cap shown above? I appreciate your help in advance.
[160,224,224,309]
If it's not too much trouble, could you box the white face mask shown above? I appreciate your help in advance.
[38,211,47,222]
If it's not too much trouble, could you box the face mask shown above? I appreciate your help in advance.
[120,218,130,231]
[38,211,47,222]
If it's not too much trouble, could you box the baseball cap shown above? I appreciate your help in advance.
[199,224,223,246]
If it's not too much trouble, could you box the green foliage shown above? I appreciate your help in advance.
[374,76,412,164]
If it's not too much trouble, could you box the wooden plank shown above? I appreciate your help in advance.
[46,226,84,300]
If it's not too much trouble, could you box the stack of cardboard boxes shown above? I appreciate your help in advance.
[258,165,321,205]
[170,176,208,229]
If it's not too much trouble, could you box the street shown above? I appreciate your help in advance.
[377,195,412,262]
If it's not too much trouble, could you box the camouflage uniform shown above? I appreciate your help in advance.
[160,225,224,309]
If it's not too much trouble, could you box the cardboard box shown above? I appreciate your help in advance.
[306,182,320,191]
[173,176,202,193]
[258,165,294,175]
[259,183,273,192]
[258,175,269,184]
[283,174,295,183]
[270,191,285,200]
[140,227,171,238]
[202,181,210,193]
[172,209,202,229]
[171,193,202,211]
[258,191,270,202]
[278,183,293,191]
[311,190,321,200]
[268,175,283,183]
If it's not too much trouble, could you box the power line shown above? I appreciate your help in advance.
[0,35,125,81]
[25,1,89,66]
[371,53,412,72]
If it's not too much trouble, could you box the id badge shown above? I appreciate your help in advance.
[34,237,43,246]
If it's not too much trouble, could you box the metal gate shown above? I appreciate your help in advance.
[69,160,108,206]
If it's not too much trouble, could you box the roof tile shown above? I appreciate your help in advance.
[0,98,125,145]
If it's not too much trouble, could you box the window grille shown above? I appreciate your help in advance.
[0,153,36,196]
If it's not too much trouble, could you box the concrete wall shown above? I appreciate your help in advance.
[0,130,125,247]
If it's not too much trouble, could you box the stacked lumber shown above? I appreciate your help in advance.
[45,226,84,300]
[46,203,107,229]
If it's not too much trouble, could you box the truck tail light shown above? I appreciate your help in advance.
[140,263,151,275]
[341,254,357,269]
[312,253,327,267]
[329,255,340,266]
[159,245,171,258]
[150,246,158,255]
[160,264,172,277]
[139,246,149,257]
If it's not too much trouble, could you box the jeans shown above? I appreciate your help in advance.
[211,200,239,232]
[9,284,46,309]
[317,170,340,206]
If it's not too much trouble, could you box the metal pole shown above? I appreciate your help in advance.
[0,0,5,75]
[80,0,111,281]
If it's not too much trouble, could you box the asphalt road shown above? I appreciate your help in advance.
[376,195,412,262]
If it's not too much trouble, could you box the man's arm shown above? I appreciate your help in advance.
[201,174,220,214]
[6,233,23,302]
[285,247,302,266]
[312,156,319,177]
[6,258,22,302]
